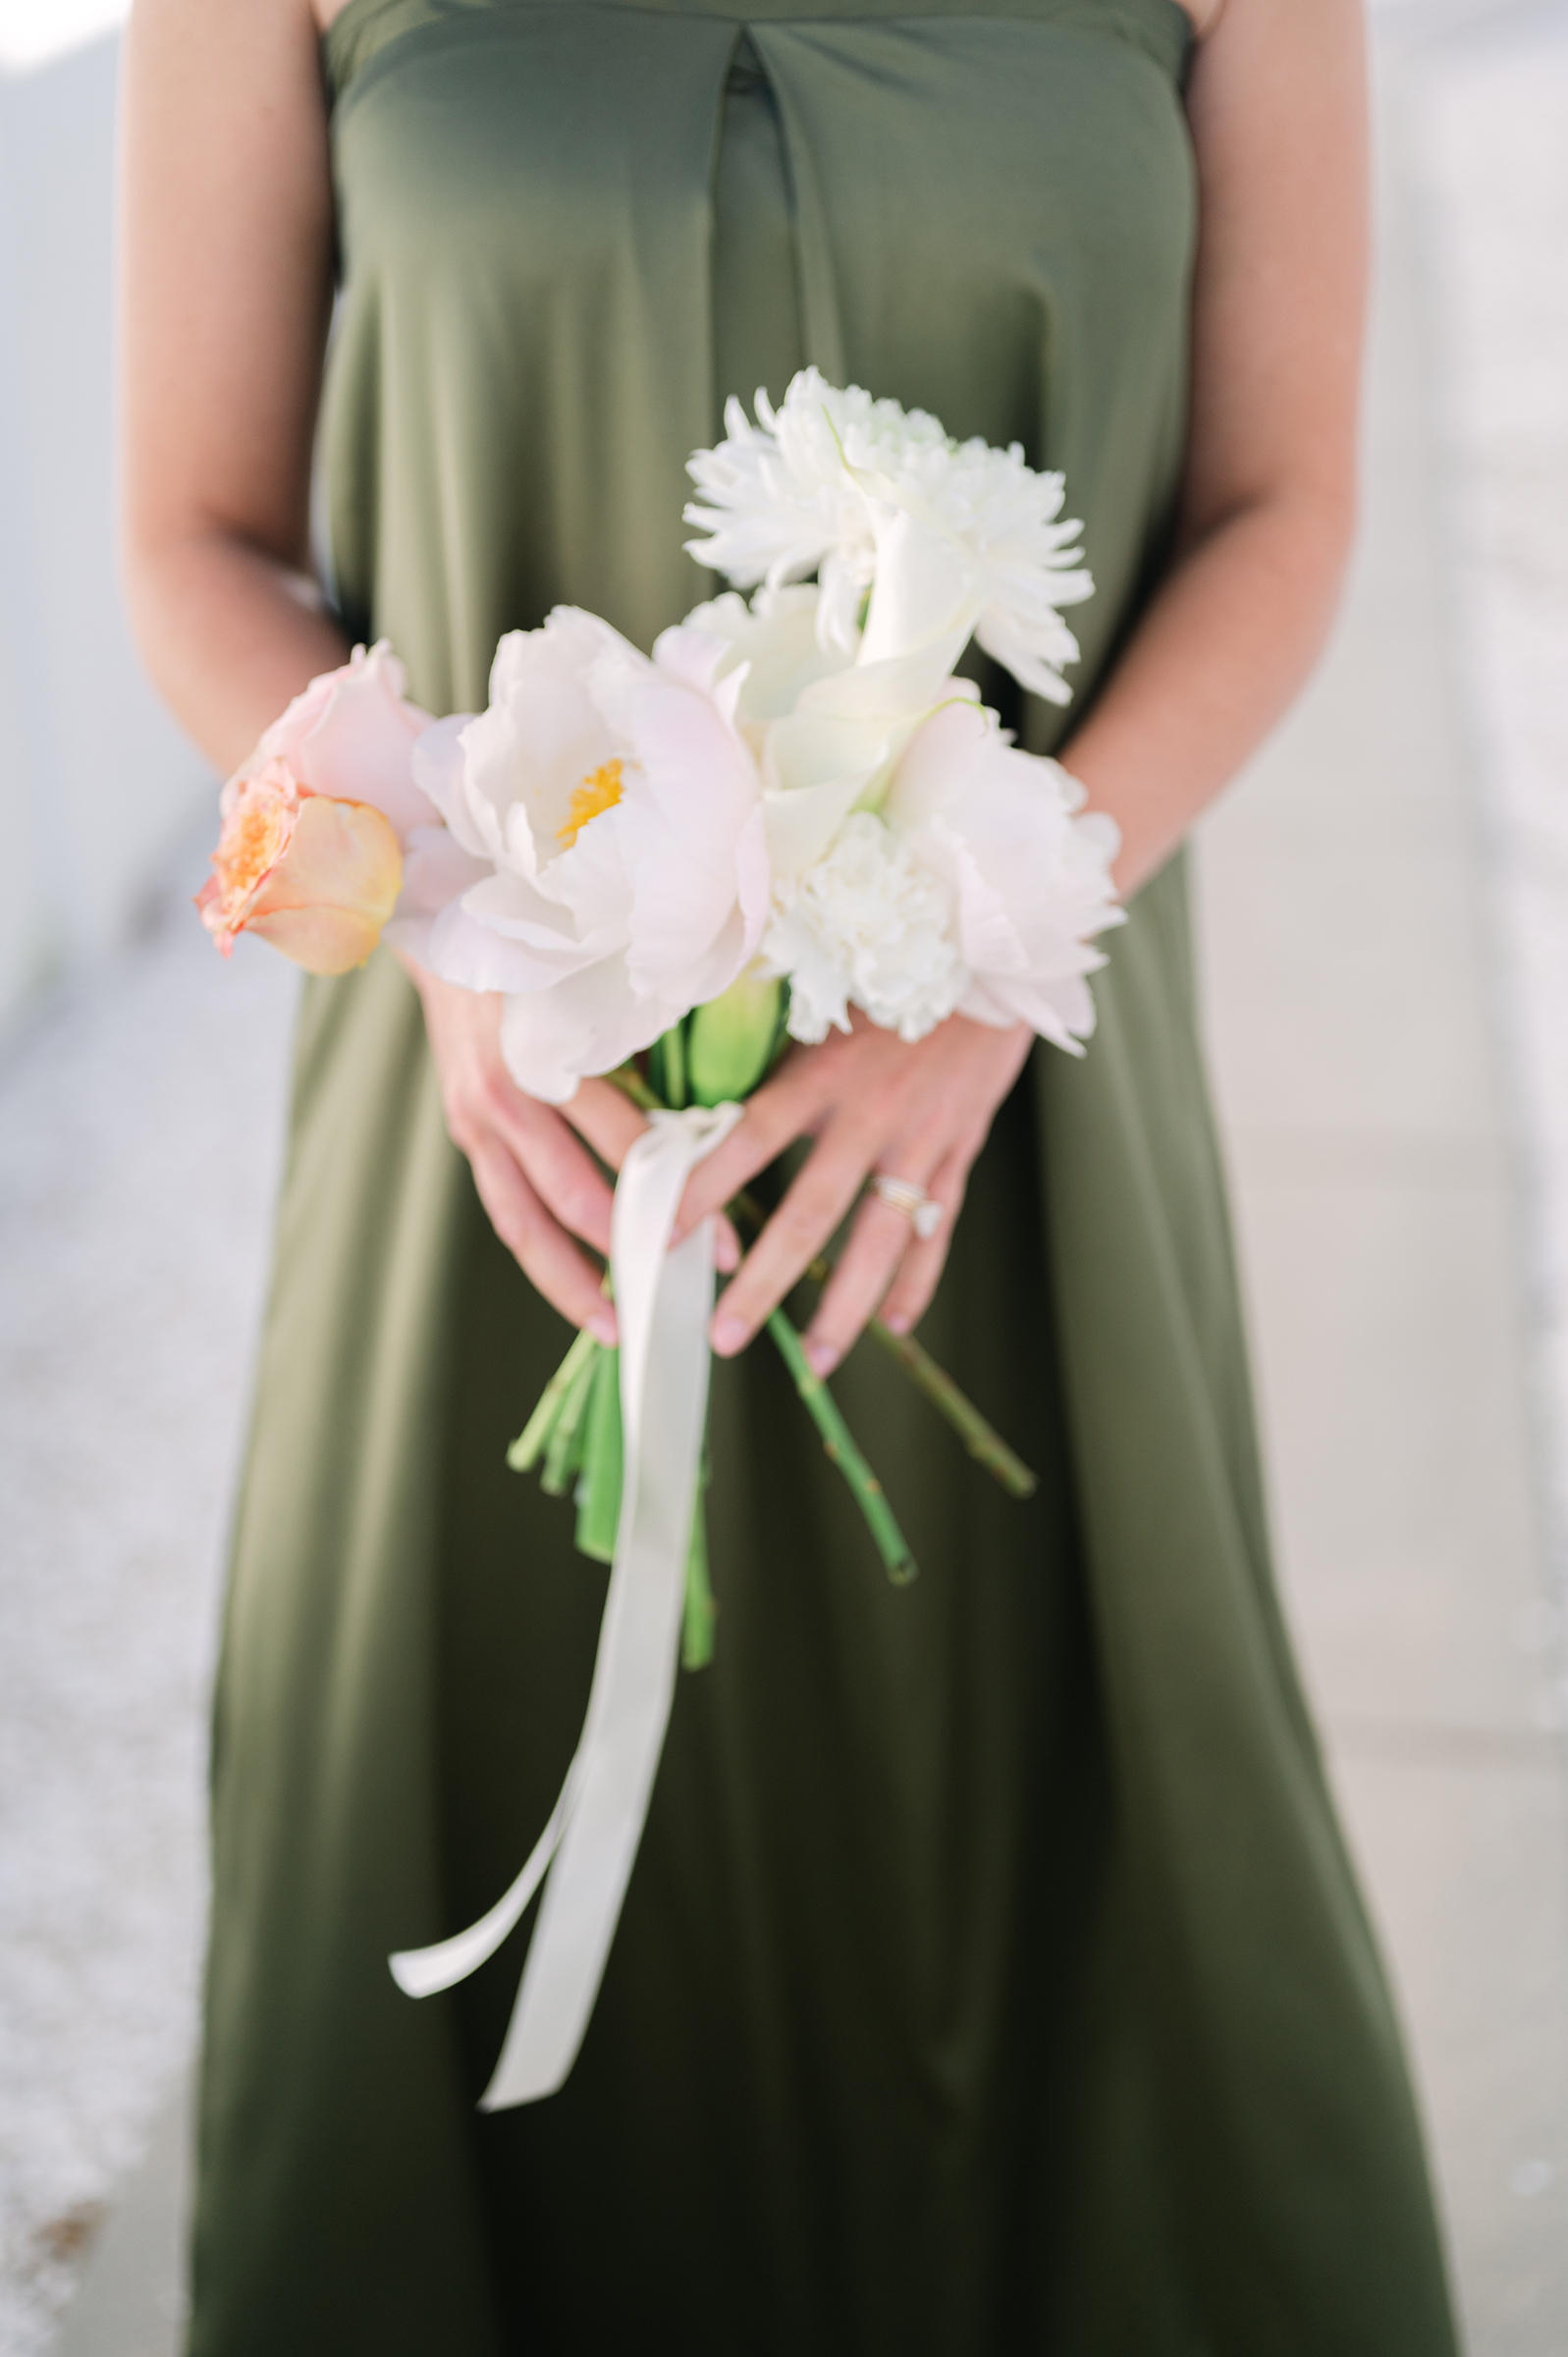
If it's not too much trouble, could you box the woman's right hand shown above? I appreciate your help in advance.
[411,966,653,1343]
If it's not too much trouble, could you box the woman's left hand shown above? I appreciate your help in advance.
[672,1012,1034,1373]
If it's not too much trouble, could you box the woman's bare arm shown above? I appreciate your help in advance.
[1064,0,1370,890]
[120,0,346,774]
[120,0,649,1339]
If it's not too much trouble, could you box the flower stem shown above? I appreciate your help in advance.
[766,1308,918,1586]
[508,1325,598,1472]
[733,1192,1039,1501]
[609,1064,663,1115]
[866,1325,1038,1500]
[574,1343,622,1563]
[682,1481,717,1670]
[541,1335,599,1497]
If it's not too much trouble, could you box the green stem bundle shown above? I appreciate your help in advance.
[681,1470,718,1670]
[541,1335,598,1497]
[508,1327,597,1474]
[511,1332,718,1667]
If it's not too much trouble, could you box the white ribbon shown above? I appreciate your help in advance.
[390,1100,743,2109]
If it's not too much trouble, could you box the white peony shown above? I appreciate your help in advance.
[762,812,967,1045]
[885,699,1124,1053]
[684,367,1094,704]
[390,609,770,1103]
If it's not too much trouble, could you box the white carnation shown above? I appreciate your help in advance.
[685,367,1094,703]
[762,811,969,1046]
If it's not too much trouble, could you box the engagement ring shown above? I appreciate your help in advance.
[871,1173,944,1241]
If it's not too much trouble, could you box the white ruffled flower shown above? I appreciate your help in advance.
[762,812,967,1045]
[759,696,1122,1056]
[685,367,1094,704]
[391,609,770,1102]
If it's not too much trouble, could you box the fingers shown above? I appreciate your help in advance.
[874,1151,971,1340]
[428,994,620,1257]
[432,1004,1022,1358]
[499,1101,620,1256]
[562,1076,740,1268]
[467,1140,618,1343]
[798,1132,969,1372]
[798,1195,920,1375]
[669,1053,828,1246]
[563,1076,651,1174]
[707,1115,885,1357]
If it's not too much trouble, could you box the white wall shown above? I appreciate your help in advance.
[0,27,212,1033]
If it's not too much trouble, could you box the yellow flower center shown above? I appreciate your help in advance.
[557,758,624,849]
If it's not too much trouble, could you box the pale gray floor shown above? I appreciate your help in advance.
[35,2095,189,2357]
[16,14,1568,2357]
[1412,0,1568,1582]
[0,875,294,2357]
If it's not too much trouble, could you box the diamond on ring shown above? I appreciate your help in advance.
[871,1173,944,1241]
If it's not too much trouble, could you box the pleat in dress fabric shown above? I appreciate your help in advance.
[189,3,1460,2350]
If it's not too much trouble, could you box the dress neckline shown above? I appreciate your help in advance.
[322,0,1196,115]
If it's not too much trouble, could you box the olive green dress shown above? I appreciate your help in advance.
[190,3,1460,2350]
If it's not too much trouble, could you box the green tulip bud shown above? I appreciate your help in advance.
[686,972,786,1107]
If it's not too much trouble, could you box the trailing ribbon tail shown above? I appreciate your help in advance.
[388,1100,744,2109]
[389,1758,582,1999]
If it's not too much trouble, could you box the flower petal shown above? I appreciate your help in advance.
[499,959,678,1104]
[248,793,403,943]
[284,641,436,840]
[246,902,387,977]
[411,715,486,855]
[383,824,494,965]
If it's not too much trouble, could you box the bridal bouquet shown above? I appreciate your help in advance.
[200,370,1122,2106]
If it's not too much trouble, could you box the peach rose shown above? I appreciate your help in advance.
[196,757,403,975]
[198,642,443,976]
[247,639,435,841]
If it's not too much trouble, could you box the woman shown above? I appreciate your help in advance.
[121,0,1460,2347]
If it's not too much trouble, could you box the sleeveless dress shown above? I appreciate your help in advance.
[190,4,1460,2350]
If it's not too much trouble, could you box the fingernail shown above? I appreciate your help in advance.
[804,1339,839,1377]
[589,1309,618,1346]
[711,1315,747,1356]
[883,1312,910,1336]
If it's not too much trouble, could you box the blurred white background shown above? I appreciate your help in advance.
[0,1,1566,2351]
[0,0,209,1033]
